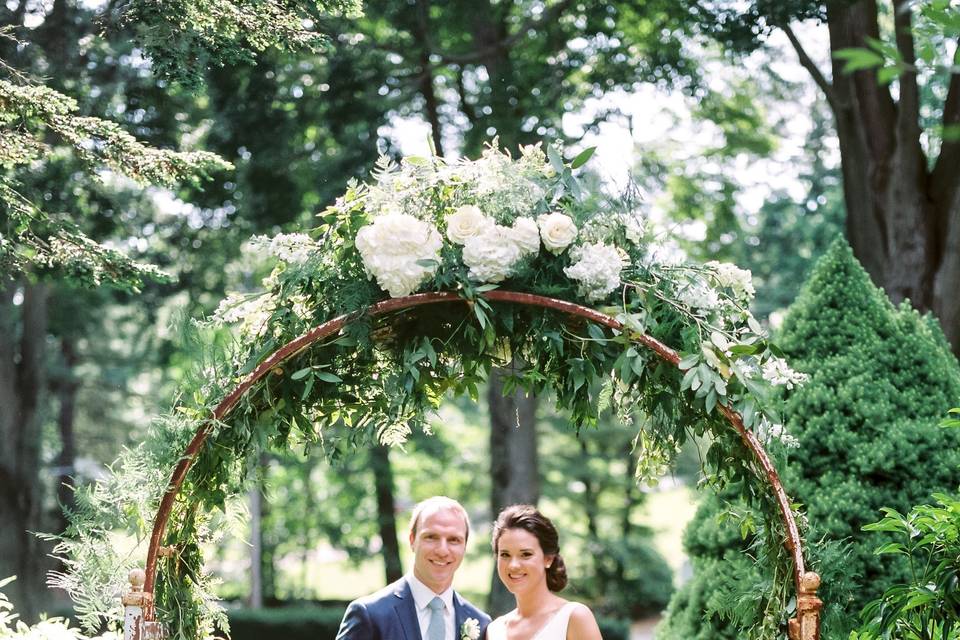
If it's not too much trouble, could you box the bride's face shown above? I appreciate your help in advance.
[496,528,553,595]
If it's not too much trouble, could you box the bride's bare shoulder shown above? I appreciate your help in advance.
[565,602,601,640]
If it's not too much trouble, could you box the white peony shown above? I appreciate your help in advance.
[537,212,578,254]
[462,226,523,283]
[355,213,443,297]
[705,261,755,301]
[563,242,625,302]
[445,204,495,244]
[508,217,541,255]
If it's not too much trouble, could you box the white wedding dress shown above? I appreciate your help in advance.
[485,602,579,640]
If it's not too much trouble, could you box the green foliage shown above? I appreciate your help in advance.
[123,0,362,88]
[0,31,230,290]
[663,240,960,639]
[852,410,960,640]
[853,491,960,640]
[596,616,632,640]
[583,534,674,618]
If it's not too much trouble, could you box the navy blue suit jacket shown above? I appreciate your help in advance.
[335,576,490,640]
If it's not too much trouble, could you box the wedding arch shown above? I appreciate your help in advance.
[59,145,822,640]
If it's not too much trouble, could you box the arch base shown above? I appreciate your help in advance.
[788,571,822,640]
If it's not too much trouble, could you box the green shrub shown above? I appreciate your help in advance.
[596,615,631,640]
[224,605,346,640]
[659,240,960,639]
[581,533,674,618]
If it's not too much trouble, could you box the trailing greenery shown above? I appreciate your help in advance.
[851,409,960,640]
[52,145,809,639]
[659,240,960,639]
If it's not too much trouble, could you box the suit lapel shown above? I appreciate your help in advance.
[452,591,466,640]
[393,578,421,640]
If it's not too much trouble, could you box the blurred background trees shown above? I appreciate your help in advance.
[4,0,960,636]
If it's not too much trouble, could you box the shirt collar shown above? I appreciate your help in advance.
[408,573,455,612]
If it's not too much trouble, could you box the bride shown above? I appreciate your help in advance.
[486,505,603,640]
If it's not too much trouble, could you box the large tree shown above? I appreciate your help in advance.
[687,0,960,351]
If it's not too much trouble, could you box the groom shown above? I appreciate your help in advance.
[335,496,491,640]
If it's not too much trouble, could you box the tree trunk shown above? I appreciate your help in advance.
[413,0,444,157]
[821,0,960,352]
[487,365,539,617]
[371,444,403,584]
[52,338,79,534]
[0,280,49,621]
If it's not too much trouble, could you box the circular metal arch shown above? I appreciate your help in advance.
[138,291,822,639]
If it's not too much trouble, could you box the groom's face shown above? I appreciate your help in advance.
[410,507,468,593]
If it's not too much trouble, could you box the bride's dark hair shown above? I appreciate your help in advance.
[492,504,568,592]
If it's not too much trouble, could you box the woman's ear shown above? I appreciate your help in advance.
[544,554,554,569]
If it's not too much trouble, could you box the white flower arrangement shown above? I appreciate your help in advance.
[354,212,443,297]
[460,618,481,640]
[564,242,626,302]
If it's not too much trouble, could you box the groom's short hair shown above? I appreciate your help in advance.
[408,496,471,542]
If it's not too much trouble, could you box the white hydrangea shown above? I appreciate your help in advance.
[761,357,809,389]
[462,226,523,283]
[679,281,721,311]
[508,217,541,255]
[705,261,755,301]
[563,242,625,302]
[445,204,495,244]
[250,233,318,264]
[537,212,578,254]
[355,213,443,297]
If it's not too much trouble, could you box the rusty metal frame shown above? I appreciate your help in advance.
[136,290,821,639]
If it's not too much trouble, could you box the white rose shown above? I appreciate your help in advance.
[355,213,443,297]
[462,226,523,283]
[537,212,578,254]
[508,217,540,255]
[445,205,494,245]
[563,242,625,302]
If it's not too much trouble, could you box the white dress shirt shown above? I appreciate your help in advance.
[408,573,455,640]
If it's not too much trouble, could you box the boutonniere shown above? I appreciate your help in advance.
[460,617,481,640]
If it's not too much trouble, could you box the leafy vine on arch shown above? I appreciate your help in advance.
[52,144,819,640]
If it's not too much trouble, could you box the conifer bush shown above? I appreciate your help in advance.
[659,240,960,639]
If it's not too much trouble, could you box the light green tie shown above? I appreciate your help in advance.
[427,596,445,640]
